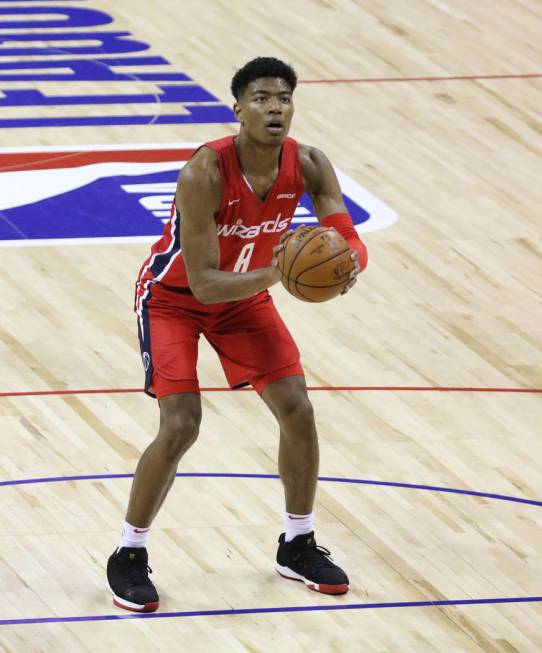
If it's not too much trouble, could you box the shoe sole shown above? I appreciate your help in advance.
[106,582,159,613]
[275,563,350,595]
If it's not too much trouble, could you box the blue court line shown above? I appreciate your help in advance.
[1,472,541,507]
[1,596,541,626]
[1,471,540,627]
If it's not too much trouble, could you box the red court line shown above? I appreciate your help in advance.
[0,386,541,398]
[0,148,195,173]
[299,73,542,84]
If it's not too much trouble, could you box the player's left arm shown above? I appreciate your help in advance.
[300,145,368,292]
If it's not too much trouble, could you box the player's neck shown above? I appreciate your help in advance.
[235,133,282,177]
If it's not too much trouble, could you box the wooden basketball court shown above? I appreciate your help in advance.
[1,0,541,650]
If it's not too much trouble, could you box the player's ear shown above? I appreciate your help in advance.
[233,102,243,123]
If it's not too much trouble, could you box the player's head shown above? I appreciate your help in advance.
[231,57,297,101]
[231,57,297,145]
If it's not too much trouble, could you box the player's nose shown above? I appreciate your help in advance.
[268,96,282,113]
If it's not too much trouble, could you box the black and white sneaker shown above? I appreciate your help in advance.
[275,531,350,595]
[107,547,159,612]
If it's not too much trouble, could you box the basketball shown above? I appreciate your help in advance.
[276,226,354,302]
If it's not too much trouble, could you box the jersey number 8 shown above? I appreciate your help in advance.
[233,243,255,273]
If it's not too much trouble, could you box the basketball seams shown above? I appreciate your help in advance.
[294,247,351,282]
[279,272,349,302]
[279,227,333,295]
[286,227,335,279]
[290,228,335,295]
[284,275,350,289]
[285,229,313,294]
[292,283,313,302]
[296,276,350,288]
[289,278,346,302]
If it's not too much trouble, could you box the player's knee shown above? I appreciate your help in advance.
[277,393,315,428]
[157,411,201,461]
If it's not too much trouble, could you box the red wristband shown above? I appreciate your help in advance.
[321,213,368,270]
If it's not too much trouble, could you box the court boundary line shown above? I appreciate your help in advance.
[2,472,541,507]
[2,596,541,626]
[1,472,541,626]
[0,385,541,398]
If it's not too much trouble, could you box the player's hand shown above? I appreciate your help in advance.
[269,249,283,284]
[271,235,288,268]
[270,231,293,283]
[277,224,312,249]
[270,227,305,269]
[271,226,314,283]
[341,250,361,295]
[276,227,295,250]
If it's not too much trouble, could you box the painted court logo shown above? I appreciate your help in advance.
[0,144,398,246]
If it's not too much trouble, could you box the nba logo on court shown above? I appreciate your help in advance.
[0,144,397,246]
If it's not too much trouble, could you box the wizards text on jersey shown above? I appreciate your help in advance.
[217,214,291,239]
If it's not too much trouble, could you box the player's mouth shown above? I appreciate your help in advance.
[266,121,284,135]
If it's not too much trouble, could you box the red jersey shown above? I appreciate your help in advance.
[135,135,304,312]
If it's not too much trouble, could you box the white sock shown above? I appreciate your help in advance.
[284,512,314,542]
[118,520,151,550]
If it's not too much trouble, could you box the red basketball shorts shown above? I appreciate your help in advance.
[137,285,303,399]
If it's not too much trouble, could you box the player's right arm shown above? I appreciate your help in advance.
[177,148,281,304]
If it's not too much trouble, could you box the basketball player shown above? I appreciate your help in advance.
[107,57,368,612]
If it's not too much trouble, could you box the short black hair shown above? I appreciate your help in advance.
[231,57,297,100]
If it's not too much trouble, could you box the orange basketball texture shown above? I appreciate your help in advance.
[276,227,353,302]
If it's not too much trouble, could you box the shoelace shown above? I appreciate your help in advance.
[312,545,337,567]
[293,543,336,568]
[122,560,153,585]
